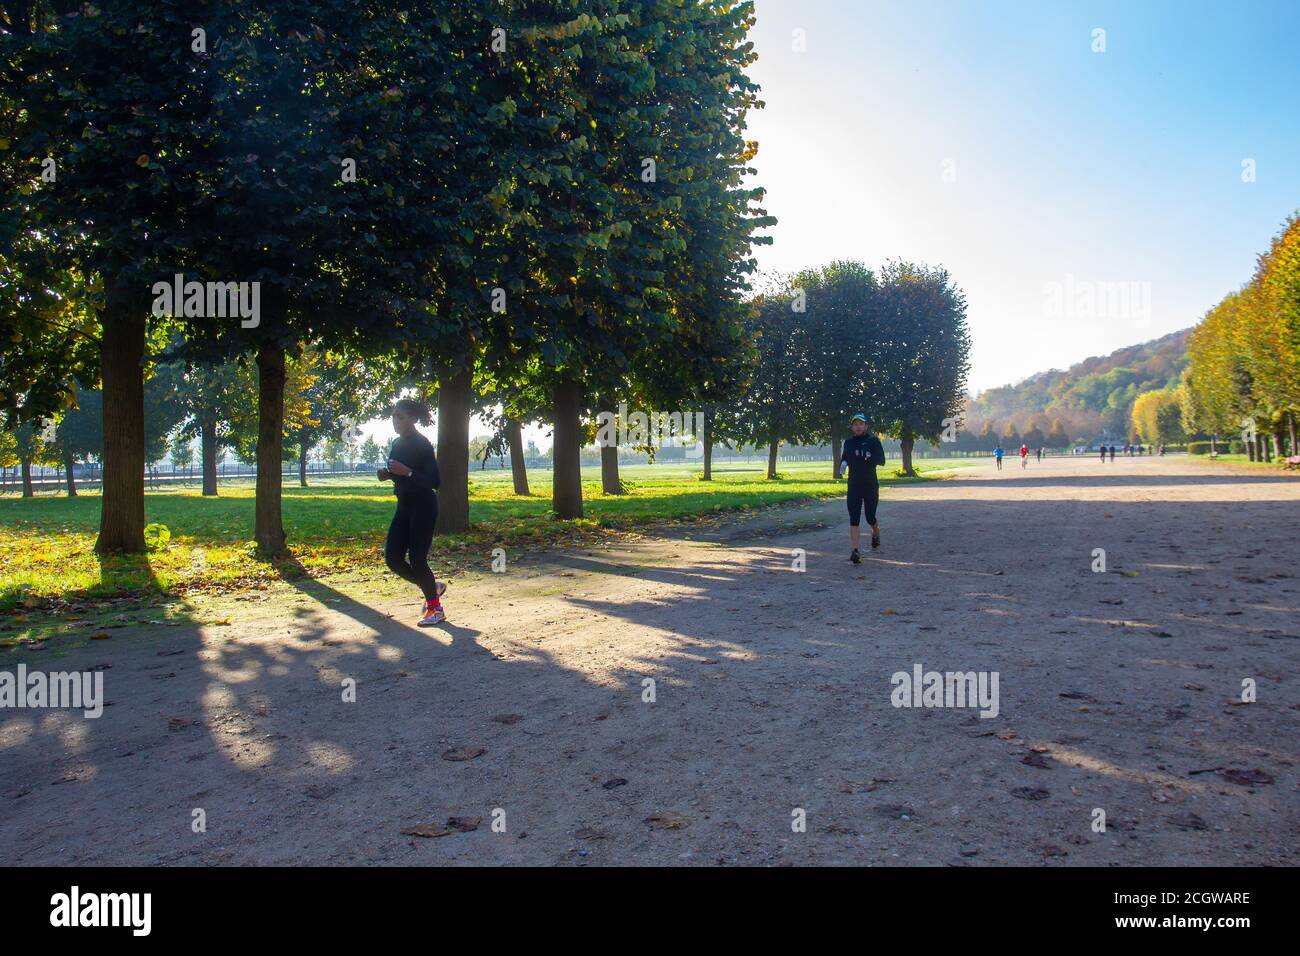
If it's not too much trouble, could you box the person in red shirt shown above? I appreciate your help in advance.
[1019,443,1029,468]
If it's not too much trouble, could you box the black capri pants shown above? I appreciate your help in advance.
[385,492,440,600]
[847,480,879,527]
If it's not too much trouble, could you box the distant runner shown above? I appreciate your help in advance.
[840,412,886,564]
[993,445,1005,470]
[1019,443,1029,469]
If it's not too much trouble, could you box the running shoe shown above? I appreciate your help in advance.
[850,548,861,564]
[871,531,881,550]
[418,600,446,626]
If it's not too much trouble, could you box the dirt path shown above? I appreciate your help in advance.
[2,455,1297,865]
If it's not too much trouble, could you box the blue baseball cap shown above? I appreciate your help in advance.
[851,412,867,423]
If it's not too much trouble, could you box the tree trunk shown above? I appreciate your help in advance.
[766,439,779,479]
[552,377,584,518]
[63,450,77,497]
[20,459,32,497]
[702,415,713,481]
[832,433,843,479]
[95,284,146,554]
[436,364,473,534]
[900,425,916,477]
[1290,413,1297,457]
[506,418,530,495]
[600,443,621,495]
[201,419,218,496]
[254,342,287,558]
[299,438,309,487]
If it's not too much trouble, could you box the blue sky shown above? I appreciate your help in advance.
[744,0,1300,392]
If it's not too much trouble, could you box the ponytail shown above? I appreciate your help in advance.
[393,397,432,426]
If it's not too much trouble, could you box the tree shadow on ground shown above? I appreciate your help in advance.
[1,489,1296,866]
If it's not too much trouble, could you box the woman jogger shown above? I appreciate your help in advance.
[378,398,446,625]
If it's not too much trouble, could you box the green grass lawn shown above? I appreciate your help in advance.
[0,457,975,617]
[1187,453,1300,471]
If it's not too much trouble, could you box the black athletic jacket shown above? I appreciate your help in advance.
[840,433,886,484]
[387,432,441,500]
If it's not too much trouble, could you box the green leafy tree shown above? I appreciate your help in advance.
[4,1,216,551]
[53,388,103,496]
[874,262,972,475]
[793,261,881,477]
[733,279,822,478]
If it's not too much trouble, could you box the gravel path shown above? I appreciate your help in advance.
[2,454,1296,865]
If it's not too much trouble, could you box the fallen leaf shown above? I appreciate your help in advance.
[1220,768,1273,786]
[441,746,486,761]
[644,813,688,830]
[401,823,450,838]
[447,816,481,832]
[1011,787,1050,801]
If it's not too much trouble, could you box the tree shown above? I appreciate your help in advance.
[5,421,43,497]
[874,262,972,475]
[793,261,880,477]
[496,1,771,517]
[4,1,216,552]
[1131,388,1183,445]
[359,436,382,468]
[169,433,195,476]
[733,280,822,478]
[54,389,104,497]
[173,360,240,496]
[288,351,386,487]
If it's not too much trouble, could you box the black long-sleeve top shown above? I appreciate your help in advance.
[840,433,886,485]
[386,432,440,500]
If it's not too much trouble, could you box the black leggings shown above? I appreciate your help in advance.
[847,481,879,527]
[385,493,439,600]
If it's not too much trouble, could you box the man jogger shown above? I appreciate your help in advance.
[841,412,886,564]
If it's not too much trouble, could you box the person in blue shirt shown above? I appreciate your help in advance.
[993,445,1004,471]
[839,413,886,564]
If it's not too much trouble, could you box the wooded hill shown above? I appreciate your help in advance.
[964,327,1192,443]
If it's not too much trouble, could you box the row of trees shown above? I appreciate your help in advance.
[719,260,970,478]
[1179,213,1299,458]
[2,1,772,553]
